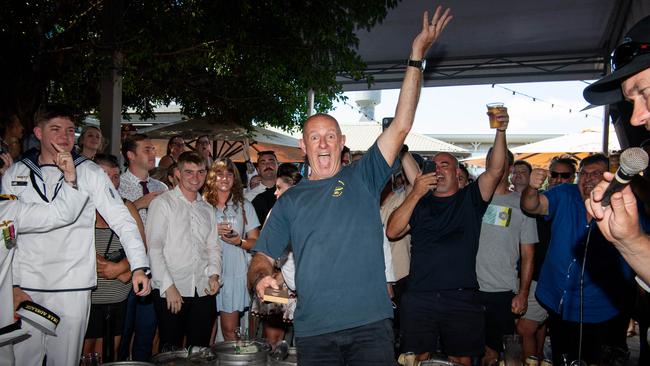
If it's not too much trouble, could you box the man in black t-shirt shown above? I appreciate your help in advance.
[387,114,509,366]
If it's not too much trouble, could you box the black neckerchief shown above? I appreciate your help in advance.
[20,149,89,202]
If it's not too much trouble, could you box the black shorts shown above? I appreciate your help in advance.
[85,300,128,339]
[400,289,485,357]
[479,291,516,352]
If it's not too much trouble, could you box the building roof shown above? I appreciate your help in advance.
[339,123,469,155]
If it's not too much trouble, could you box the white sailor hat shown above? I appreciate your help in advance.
[16,301,60,336]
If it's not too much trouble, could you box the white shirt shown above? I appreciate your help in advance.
[244,184,266,202]
[119,170,168,224]
[146,186,222,297]
[2,153,149,291]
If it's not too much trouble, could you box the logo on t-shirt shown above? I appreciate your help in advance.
[332,180,345,197]
[482,204,512,227]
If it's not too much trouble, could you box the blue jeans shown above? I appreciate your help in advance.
[118,291,157,361]
[295,318,395,365]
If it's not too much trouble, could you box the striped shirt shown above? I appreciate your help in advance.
[91,227,132,305]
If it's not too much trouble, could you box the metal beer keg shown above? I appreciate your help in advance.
[420,359,464,366]
[151,347,216,365]
[211,340,269,365]
[267,347,297,366]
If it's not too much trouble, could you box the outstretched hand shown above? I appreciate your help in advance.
[411,5,453,60]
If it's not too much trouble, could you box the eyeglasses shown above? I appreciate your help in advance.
[578,170,604,179]
[550,171,573,179]
[611,42,650,71]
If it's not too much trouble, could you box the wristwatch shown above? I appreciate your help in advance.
[407,58,426,71]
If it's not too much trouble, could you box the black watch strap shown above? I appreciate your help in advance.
[407,59,426,71]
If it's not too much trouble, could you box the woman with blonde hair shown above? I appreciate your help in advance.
[78,126,105,159]
[204,158,260,341]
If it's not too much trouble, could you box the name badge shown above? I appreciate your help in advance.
[11,181,27,186]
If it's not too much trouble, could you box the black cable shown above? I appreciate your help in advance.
[578,220,595,364]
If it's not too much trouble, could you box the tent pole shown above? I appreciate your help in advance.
[307,89,315,116]
[602,104,610,154]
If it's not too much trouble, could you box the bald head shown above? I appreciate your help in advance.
[300,113,346,180]
[302,113,341,138]
[433,152,459,168]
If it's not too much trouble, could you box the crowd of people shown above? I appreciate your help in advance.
[1,4,650,366]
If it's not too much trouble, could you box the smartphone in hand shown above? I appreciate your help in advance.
[422,160,436,174]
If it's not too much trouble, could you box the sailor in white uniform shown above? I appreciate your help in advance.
[1,105,151,366]
[0,148,87,365]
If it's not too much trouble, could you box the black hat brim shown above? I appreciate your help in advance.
[583,53,650,105]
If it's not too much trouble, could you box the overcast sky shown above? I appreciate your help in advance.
[328,80,609,136]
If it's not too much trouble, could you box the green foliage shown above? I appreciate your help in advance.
[0,0,399,130]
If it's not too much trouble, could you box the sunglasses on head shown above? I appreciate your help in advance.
[611,42,650,71]
[550,171,572,179]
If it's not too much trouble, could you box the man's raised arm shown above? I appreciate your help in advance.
[477,118,508,202]
[378,5,452,166]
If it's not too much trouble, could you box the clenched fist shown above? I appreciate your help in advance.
[528,168,549,190]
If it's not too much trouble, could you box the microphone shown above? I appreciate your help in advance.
[601,147,649,206]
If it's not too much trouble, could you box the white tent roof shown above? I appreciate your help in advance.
[142,118,299,147]
[511,129,620,153]
[339,123,468,155]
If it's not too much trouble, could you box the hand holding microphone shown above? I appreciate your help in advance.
[600,147,648,206]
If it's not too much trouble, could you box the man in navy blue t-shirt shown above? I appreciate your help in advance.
[248,6,453,365]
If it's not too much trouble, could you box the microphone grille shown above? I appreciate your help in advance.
[620,147,649,175]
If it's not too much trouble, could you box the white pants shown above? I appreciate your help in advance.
[0,345,14,366]
[13,290,91,366]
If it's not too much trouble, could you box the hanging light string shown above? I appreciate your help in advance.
[342,100,377,122]
[339,83,601,122]
[492,84,601,120]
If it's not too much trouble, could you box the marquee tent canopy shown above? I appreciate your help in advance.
[141,118,304,162]
[339,0,649,91]
[462,129,621,168]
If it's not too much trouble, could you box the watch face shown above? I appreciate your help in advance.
[421,59,427,70]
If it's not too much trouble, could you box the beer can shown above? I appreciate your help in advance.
[525,356,539,366]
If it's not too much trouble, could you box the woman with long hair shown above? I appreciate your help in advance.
[78,126,105,159]
[158,135,185,169]
[204,158,260,341]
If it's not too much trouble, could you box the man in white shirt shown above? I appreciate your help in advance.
[147,151,221,348]
[1,104,150,366]
[118,133,167,361]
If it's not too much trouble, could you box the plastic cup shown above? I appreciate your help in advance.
[487,102,507,129]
